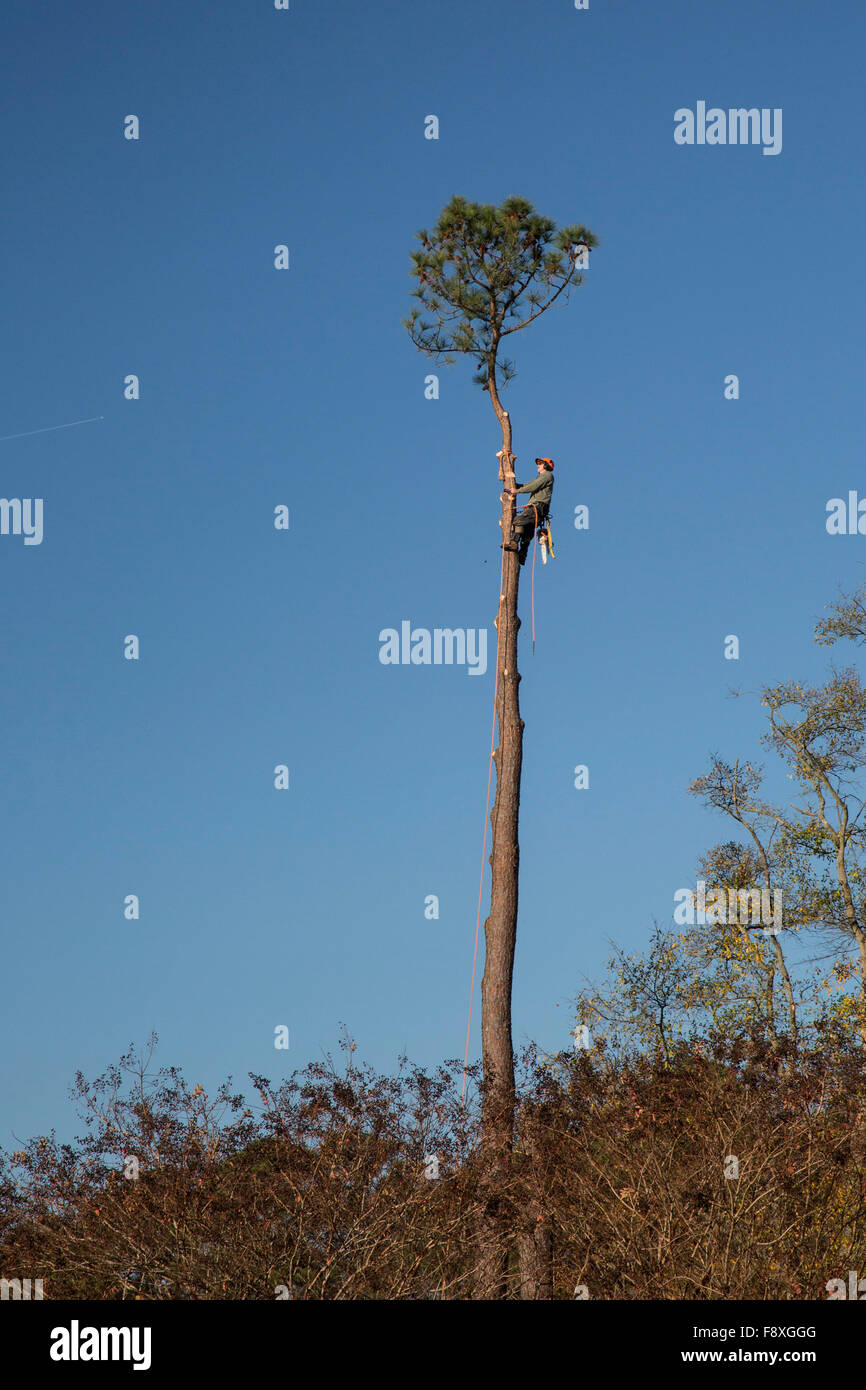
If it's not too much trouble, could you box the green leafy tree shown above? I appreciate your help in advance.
[816,577,866,647]
[758,671,866,1041]
[691,665,866,1044]
[575,924,697,1063]
[688,763,799,1044]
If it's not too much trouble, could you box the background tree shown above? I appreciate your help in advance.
[816,576,866,647]
[688,763,799,1044]
[574,923,697,1063]
[758,671,866,1041]
[404,194,597,1296]
[687,574,866,1046]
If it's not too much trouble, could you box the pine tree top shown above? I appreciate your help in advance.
[403,194,598,390]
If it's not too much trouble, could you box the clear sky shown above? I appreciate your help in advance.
[2,0,864,1146]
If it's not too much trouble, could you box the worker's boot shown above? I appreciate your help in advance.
[503,518,524,552]
[502,523,520,552]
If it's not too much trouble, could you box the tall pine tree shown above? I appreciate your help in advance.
[405,195,598,1295]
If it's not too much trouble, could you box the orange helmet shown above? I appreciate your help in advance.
[535,457,555,470]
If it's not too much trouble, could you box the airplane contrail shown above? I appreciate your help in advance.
[0,415,105,442]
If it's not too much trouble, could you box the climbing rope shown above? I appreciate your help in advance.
[530,504,539,655]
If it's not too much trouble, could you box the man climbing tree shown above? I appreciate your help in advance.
[504,456,556,566]
[404,195,598,1296]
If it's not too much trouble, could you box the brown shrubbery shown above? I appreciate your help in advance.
[2,1029,864,1299]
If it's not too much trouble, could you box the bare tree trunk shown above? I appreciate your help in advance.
[854,931,866,1045]
[834,830,866,1045]
[516,1122,554,1299]
[742,820,798,1045]
[517,1226,552,1299]
[474,373,523,1298]
[769,936,798,1043]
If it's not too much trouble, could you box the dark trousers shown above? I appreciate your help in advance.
[513,503,548,555]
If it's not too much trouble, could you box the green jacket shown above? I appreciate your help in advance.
[515,471,554,510]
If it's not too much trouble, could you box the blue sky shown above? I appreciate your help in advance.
[2,0,865,1145]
